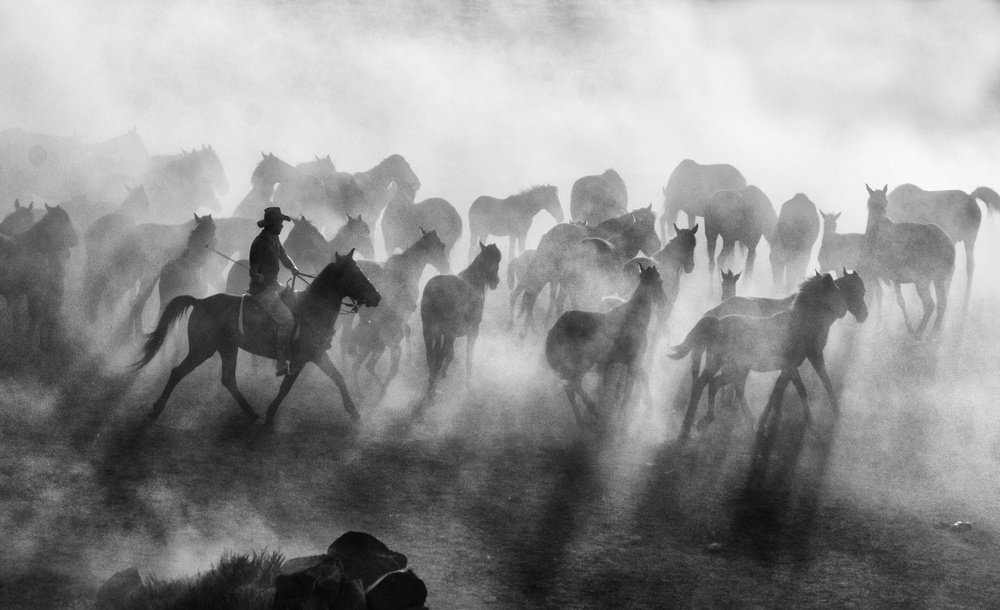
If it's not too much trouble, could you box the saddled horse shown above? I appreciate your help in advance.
[343,229,451,393]
[330,214,375,260]
[769,193,820,293]
[670,272,867,442]
[418,243,502,408]
[381,182,462,259]
[704,185,776,279]
[887,183,1000,302]
[862,184,955,338]
[0,204,79,350]
[546,264,666,427]
[661,159,746,239]
[469,185,563,261]
[0,200,36,236]
[140,146,228,222]
[570,169,628,225]
[136,250,380,424]
[234,153,327,225]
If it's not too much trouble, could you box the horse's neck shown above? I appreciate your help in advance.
[457,266,489,292]
[251,174,277,195]
[387,251,425,288]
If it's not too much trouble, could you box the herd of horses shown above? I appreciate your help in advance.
[1,133,997,450]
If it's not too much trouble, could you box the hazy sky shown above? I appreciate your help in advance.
[4,0,1000,230]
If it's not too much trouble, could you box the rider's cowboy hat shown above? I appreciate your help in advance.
[258,206,292,228]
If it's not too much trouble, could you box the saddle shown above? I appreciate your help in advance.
[237,286,299,337]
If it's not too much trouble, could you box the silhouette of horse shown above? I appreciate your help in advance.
[352,154,421,223]
[0,200,36,236]
[862,184,955,338]
[661,159,746,239]
[0,204,79,350]
[570,169,628,225]
[546,264,666,427]
[381,182,462,259]
[135,250,380,424]
[418,242,502,407]
[646,224,698,321]
[721,269,741,302]
[275,155,367,231]
[63,183,151,231]
[234,153,327,225]
[343,229,451,393]
[887,183,1000,302]
[140,146,228,222]
[670,272,867,442]
[329,214,375,260]
[769,193,820,293]
[469,185,563,260]
[284,215,331,275]
[817,211,884,311]
[704,185,776,279]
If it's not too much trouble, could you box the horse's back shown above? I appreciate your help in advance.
[665,159,747,207]
[879,221,955,278]
[421,274,478,332]
[888,184,981,240]
[545,309,607,377]
[775,194,820,251]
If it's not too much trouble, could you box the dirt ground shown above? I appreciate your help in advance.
[3,263,1000,609]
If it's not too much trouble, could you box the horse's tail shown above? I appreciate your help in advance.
[668,316,714,360]
[133,295,197,369]
[971,187,1000,218]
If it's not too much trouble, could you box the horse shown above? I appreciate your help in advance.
[418,243,502,407]
[0,200,36,236]
[660,159,746,239]
[274,155,368,231]
[469,185,563,261]
[140,146,228,223]
[546,264,666,427]
[352,154,421,222]
[329,214,375,260]
[818,211,884,312]
[769,193,820,293]
[0,204,79,350]
[381,182,462,260]
[135,250,380,424]
[704,185,776,279]
[570,169,628,225]
[342,229,451,393]
[721,269,741,302]
[234,153,327,225]
[887,183,1000,303]
[283,215,331,275]
[506,249,537,327]
[669,272,867,442]
[862,184,955,338]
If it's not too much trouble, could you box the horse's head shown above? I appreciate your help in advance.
[297,154,337,177]
[340,214,375,259]
[413,227,451,274]
[122,184,150,212]
[834,268,868,323]
[36,204,79,250]
[820,210,842,234]
[540,185,564,222]
[670,223,698,273]
[288,214,326,250]
[317,248,381,309]
[796,272,847,319]
[721,269,741,300]
[189,213,217,250]
[382,154,420,192]
[473,242,502,290]
[198,145,229,197]
[254,152,299,186]
[628,205,661,256]
[636,263,667,308]
[865,184,889,216]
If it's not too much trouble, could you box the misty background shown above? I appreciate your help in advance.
[4,0,1000,607]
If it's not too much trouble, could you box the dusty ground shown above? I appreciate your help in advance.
[3,264,1000,609]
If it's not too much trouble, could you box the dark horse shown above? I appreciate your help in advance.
[0,200,36,236]
[887,183,1000,303]
[469,185,563,261]
[570,169,628,225]
[135,250,381,424]
[704,185,776,279]
[546,264,666,427]
[769,193,820,293]
[862,184,955,338]
[661,159,746,239]
[0,204,79,350]
[419,242,502,408]
[140,146,228,223]
[670,272,867,442]
[381,182,462,259]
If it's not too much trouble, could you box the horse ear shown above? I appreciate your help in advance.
[479,240,486,250]
[14,199,20,210]
[326,155,331,162]
[645,203,652,211]
[262,151,267,159]
[315,154,321,161]
[882,184,888,193]
[637,262,647,273]
[672,223,680,233]
[734,272,742,281]
[866,184,874,195]
[194,213,200,221]
[346,248,355,259]
[691,223,698,234]
[420,226,428,235]
[833,212,841,220]
[27,201,33,211]
[45,202,53,212]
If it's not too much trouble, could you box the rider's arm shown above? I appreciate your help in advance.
[279,243,299,274]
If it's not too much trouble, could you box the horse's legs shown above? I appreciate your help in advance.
[706,233,718,279]
[440,337,457,378]
[465,329,479,389]
[745,244,757,278]
[789,368,811,425]
[963,238,975,306]
[807,350,839,413]
[733,371,754,425]
[719,238,736,279]
[384,342,402,389]
[913,280,935,338]
[679,367,717,442]
[757,369,793,443]
[312,352,360,421]
[218,346,259,421]
[520,289,538,337]
[932,276,950,333]
[892,281,916,333]
[149,347,216,419]
[262,370,301,425]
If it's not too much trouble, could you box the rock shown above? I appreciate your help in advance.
[328,531,407,588]
[273,555,345,610]
[331,578,366,610]
[96,567,142,607]
[365,569,428,610]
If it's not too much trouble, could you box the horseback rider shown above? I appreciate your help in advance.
[249,206,301,376]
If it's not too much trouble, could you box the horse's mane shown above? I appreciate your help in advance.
[793,273,835,308]
[516,184,556,198]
